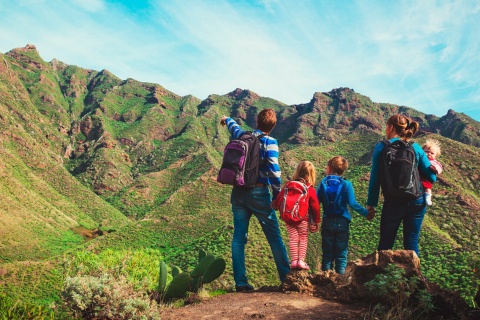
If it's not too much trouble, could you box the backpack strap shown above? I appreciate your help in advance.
[254,132,267,167]
[381,139,391,148]
[334,177,346,207]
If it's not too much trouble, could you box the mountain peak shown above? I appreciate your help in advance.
[8,44,40,55]
[226,88,260,101]
[6,44,49,71]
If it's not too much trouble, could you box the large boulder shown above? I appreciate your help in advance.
[281,250,474,319]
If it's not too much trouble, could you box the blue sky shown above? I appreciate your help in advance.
[1,0,479,121]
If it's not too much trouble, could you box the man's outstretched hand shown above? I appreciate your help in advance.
[220,115,228,126]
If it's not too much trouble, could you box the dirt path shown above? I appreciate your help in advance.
[160,291,369,320]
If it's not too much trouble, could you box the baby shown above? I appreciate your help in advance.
[422,139,443,206]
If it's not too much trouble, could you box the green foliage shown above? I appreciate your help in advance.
[158,261,168,294]
[203,258,227,284]
[161,249,226,302]
[191,254,216,278]
[171,265,182,279]
[2,47,480,314]
[163,272,192,301]
[0,294,56,320]
[198,248,206,263]
[62,274,159,320]
[63,248,161,292]
[365,264,434,319]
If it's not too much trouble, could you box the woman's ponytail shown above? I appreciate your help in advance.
[386,114,418,141]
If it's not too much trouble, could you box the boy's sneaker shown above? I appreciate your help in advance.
[290,260,298,269]
[297,260,310,270]
[425,193,432,206]
[236,284,254,292]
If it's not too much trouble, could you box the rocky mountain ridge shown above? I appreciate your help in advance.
[0,45,478,311]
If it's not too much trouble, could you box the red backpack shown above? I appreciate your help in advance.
[278,180,309,224]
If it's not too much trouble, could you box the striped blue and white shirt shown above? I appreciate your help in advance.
[225,118,282,200]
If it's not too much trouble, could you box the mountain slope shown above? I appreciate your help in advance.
[0,47,129,262]
[0,45,478,308]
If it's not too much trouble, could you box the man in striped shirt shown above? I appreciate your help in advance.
[220,108,290,292]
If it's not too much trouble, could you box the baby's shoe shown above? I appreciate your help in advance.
[290,260,298,269]
[425,193,432,206]
[297,260,310,270]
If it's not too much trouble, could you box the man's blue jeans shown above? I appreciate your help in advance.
[321,216,350,274]
[230,186,290,287]
[378,194,427,256]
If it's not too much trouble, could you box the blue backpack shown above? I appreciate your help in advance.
[318,175,346,215]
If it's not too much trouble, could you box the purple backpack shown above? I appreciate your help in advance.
[217,132,265,187]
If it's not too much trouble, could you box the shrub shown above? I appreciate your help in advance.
[364,264,434,320]
[62,274,159,320]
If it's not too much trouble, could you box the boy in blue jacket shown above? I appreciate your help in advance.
[314,156,373,274]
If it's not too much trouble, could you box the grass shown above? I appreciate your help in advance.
[1,48,479,314]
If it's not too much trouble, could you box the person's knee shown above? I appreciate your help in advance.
[232,232,248,246]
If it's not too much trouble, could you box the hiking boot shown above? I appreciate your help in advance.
[290,260,299,269]
[297,260,310,270]
[236,284,254,292]
[425,193,432,206]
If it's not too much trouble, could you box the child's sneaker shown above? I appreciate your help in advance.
[290,260,298,269]
[297,260,310,270]
[425,193,432,206]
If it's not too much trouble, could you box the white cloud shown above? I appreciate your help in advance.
[72,0,106,12]
[0,0,479,120]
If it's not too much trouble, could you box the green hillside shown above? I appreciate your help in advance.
[0,45,479,316]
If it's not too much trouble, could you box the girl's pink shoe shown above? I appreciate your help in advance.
[290,260,298,269]
[297,260,310,270]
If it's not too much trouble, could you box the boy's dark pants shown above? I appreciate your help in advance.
[321,216,350,274]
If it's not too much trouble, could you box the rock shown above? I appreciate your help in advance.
[281,250,471,319]
[64,145,73,158]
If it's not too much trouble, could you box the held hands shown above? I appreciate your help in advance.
[309,223,319,233]
[366,205,376,221]
[220,115,228,126]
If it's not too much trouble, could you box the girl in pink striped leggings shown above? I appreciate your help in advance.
[273,161,321,270]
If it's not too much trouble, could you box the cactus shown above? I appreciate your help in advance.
[191,254,216,278]
[171,265,182,278]
[164,272,192,300]
[159,248,226,302]
[190,276,202,292]
[203,257,226,284]
[158,260,167,294]
[198,248,206,262]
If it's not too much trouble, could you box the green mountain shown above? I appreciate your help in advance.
[0,45,479,312]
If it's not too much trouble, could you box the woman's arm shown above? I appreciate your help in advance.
[366,142,384,207]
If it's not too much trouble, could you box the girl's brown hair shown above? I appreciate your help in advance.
[386,114,419,141]
[292,160,316,185]
[257,108,277,133]
[327,156,348,176]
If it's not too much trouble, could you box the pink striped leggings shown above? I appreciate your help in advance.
[286,220,309,262]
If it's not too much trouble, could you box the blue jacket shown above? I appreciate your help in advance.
[317,176,368,222]
[367,138,436,207]
[225,118,282,200]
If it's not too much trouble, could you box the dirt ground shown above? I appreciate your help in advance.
[160,291,369,320]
